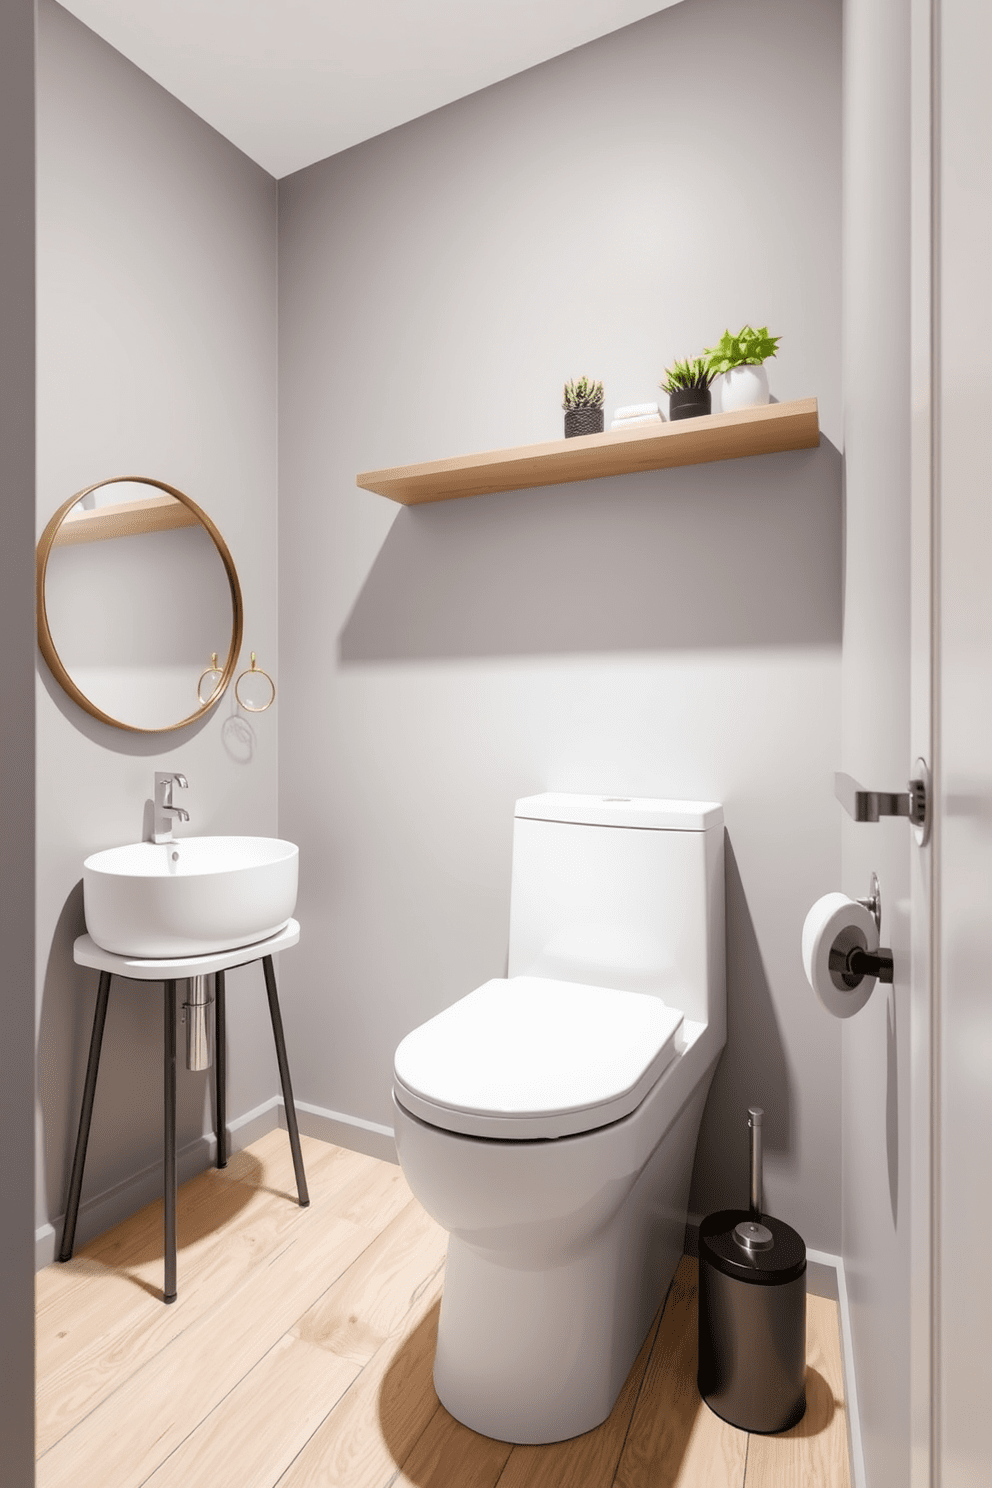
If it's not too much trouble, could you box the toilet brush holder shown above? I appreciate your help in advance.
[697,1107,807,1433]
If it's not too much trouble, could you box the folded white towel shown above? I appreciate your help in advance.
[613,402,661,421]
[610,413,664,430]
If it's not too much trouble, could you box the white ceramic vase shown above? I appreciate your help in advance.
[713,363,770,413]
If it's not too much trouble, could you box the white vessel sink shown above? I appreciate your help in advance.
[83,836,299,958]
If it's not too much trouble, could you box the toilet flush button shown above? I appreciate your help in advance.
[733,1220,774,1252]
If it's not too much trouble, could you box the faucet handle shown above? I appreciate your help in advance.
[154,771,188,806]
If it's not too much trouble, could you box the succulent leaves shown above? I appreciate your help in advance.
[562,375,605,410]
[704,325,781,374]
[660,356,713,394]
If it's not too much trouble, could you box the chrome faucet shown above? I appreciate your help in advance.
[152,772,190,844]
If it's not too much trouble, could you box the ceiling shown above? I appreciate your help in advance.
[57,0,686,179]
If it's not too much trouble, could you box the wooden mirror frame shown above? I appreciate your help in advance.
[36,475,245,734]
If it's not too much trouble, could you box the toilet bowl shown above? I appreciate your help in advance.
[392,793,725,1444]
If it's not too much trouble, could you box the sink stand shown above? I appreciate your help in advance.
[60,919,308,1302]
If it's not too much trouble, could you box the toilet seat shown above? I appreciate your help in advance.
[393,975,684,1140]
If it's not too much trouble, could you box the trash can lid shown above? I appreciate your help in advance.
[699,1209,807,1286]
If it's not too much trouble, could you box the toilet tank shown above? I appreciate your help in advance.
[507,794,725,1030]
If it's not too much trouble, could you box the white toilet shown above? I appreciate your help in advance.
[392,793,725,1444]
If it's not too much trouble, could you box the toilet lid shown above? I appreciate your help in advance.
[393,976,684,1140]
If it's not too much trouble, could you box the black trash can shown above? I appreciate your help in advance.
[697,1207,807,1433]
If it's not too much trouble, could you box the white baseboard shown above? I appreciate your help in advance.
[285,1100,397,1164]
[36,1095,282,1270]
[35,1221,57,1270]
[36,1097,398,1271]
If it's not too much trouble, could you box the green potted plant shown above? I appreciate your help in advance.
[660,356,714,421]
[562,376,605,438]
[704,325,781,412]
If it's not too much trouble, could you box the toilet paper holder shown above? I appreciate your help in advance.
[830,872,894,986]
[803,876,896,1015]
[855,869,882,934]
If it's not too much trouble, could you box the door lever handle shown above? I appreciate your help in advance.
[834,760,931,846]
[834,773,916,822]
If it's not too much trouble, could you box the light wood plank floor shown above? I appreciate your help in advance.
[37,1130,852,1488]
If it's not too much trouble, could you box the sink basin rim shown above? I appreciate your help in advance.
[84,835,299,879]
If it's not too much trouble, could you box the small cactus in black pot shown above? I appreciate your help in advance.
[562,375,605,437]
[660,356,714,421]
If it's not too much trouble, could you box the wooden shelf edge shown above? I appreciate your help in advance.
[356,398,820,506]
[54,494,201,546]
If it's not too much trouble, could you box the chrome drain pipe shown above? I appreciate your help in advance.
[183,975,214,1071]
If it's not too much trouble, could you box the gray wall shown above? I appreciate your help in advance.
[278,0,846,1249]
[840,0,913,1483]
[0,0,37,1475]
[35,0,280,1250]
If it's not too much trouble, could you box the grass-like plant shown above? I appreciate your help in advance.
[562,375,605,410]
[705,325,781,374]
[660,357,713,394]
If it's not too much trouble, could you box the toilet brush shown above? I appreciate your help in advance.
[732,1107,773,1254]
[749,1106,763,1218]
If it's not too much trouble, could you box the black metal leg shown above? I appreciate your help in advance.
[163,979,177,1303]
[261,955,309,1207]
[59,971,113,1262]
[215,970,227,1169]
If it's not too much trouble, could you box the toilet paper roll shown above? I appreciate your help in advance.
[802,892,880,1019]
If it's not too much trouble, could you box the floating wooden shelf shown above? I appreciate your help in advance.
[357,398,819,506]
[54,494,200,546]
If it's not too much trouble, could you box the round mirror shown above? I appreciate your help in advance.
[37,476,244,733]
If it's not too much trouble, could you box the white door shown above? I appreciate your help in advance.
[919,0,992,1482]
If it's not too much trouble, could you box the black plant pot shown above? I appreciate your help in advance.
[564,406,605,438]
[668,386,712,421]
